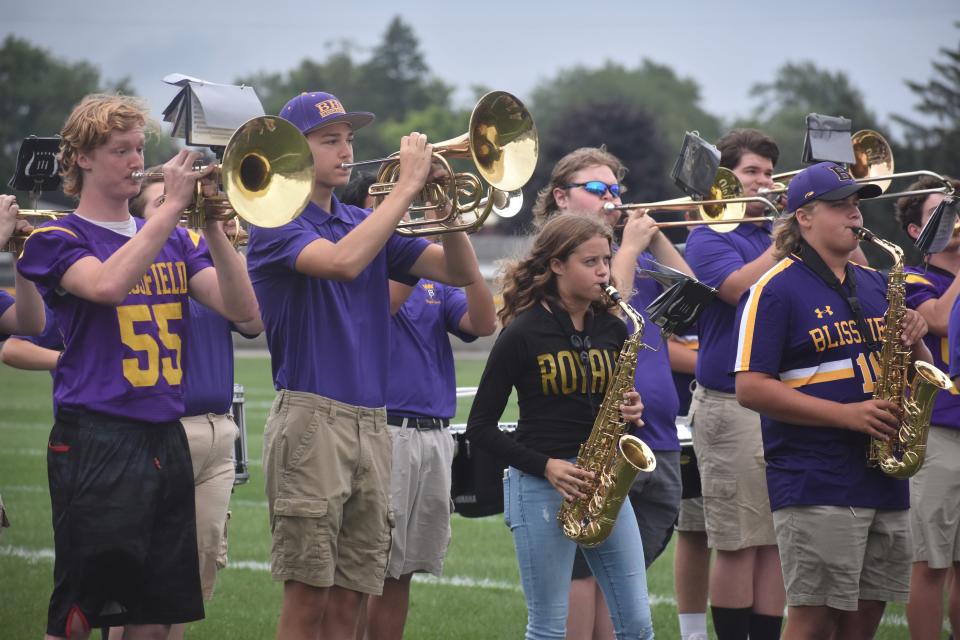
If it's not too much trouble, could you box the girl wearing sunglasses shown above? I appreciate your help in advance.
[466,214,653,639]
[532,147,692,638]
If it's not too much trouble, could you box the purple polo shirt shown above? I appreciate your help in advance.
[386,280,476,419]
[686,221,772,392]
[734,256,907,511]
[0,290,13,341]
[951,296,960,379]
[245,196,429,407]
[17,213,212,422]
[629,252,680,451]
[905,265,960,429]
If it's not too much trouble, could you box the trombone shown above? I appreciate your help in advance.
[133,114,314,230]
[341,91,538,236]
[605,167,781,233]
[764,130,955,203]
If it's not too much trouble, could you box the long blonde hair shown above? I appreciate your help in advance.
[498,214,618,326]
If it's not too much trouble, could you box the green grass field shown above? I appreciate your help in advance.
[0,355,920,638]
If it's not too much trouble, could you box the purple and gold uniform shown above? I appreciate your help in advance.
[387,280,475,418]
[17,212,209,635]
[246,197,428,406]
[952,296,960,379]
[905,265,960,427]
[687,222,771,392]
[733,256,907,511]
[0,289,14,341]
[17,214,211,420]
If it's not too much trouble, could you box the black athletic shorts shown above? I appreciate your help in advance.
[45,410,204,636]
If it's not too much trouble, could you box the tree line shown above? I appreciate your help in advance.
[1,17,957,253]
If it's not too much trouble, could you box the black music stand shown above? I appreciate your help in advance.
[8,136,62,206]
[916,196,959,255]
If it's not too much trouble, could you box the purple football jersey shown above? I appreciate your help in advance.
[951,296,960,380]
[17,214,212,421]
[734,256,908,511]
[904,265,960,429]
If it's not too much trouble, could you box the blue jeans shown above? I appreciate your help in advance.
[505,465,654,640]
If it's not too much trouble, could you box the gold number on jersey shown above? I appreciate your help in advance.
[117,302,183,387]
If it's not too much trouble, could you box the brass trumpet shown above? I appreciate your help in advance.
[134,115,314,230]
[341,91,538,236]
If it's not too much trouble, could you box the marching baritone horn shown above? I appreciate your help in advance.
[133,115,314,230]
[341,91,538,236]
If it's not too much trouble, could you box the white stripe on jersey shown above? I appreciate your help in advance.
[778,358,855,388]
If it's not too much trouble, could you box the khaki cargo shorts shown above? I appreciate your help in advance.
[263,390,394,595]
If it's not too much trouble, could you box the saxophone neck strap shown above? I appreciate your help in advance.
[796,238,880,351]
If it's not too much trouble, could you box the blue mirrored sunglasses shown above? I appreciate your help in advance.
[563,181,623,199]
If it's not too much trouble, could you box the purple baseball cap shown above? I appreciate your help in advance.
[279,91,374,135]
[786,161,882,213]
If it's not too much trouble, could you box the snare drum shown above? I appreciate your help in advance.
[230,383,250,486]
[449,423,516,518]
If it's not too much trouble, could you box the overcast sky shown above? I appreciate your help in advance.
[5,1,958,140]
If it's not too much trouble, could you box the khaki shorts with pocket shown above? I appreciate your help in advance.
[910,425,960,567]
[263,390,393,595]
[690,387,776,550]
[774,505,911,610]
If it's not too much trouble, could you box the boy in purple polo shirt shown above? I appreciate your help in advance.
[17,94,261,640]
[894,175,960,639]
[341,175,498,640]
[531,146,691,637]
[0,194,46,338]
[684,129,785,639]
[246,91,481,640]
[735,162,929,638]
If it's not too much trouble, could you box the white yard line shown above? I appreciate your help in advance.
[0,545,916,627]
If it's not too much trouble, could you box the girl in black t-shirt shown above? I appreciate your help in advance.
[466,214,653,639]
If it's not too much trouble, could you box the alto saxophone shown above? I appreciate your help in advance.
[557,285,657,547]
[854,227,952,478]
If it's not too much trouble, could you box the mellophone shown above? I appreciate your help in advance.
[230,383,250,486]
[448,419,696,517]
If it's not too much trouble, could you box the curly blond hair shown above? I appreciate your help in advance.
[59,94,154,198]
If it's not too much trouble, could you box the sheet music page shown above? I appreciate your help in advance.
[187,90,236,146]
[188,82,264,146]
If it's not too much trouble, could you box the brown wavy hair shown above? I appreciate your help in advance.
[498,214,618,326]
[531,147,626,225]
[59,94,154,198]
[894,175,960,233]
[716,128,780,170]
